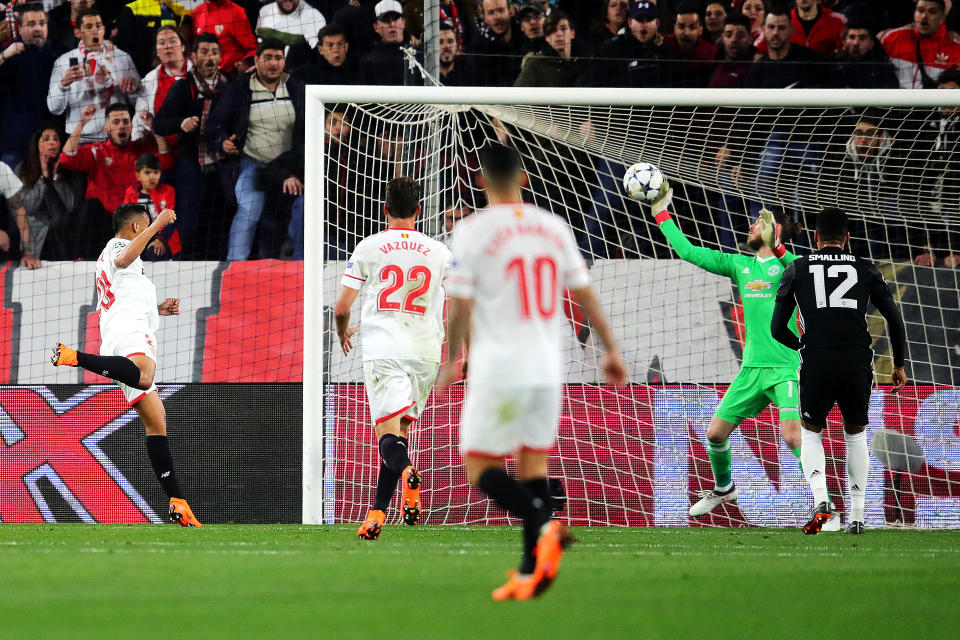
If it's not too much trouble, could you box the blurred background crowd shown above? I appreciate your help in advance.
[0,0,957,267]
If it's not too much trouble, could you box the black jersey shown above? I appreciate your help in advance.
[770,246,906,367]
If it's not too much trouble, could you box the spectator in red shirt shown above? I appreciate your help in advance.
[881,0,960,89]
[59,102,172,258]
[192,0,257,73]
[755,0,846,56]
[122,153,178,259]
[662,2,718,87]
[710,12,755,88]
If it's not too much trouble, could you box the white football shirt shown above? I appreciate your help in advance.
[445,203,589,388]
[341,229,452,362]
[95,238,159,338]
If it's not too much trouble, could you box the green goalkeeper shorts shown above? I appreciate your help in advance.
[714,367,800,426]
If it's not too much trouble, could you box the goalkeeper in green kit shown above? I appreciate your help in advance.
[648,178,838,528]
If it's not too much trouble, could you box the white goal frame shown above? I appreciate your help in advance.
[302,86,960,524]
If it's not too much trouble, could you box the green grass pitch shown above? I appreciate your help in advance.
[1,524,957,639]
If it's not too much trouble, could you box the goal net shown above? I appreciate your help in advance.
[306,87,960,529]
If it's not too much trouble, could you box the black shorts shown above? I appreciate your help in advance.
[798,354,874,428]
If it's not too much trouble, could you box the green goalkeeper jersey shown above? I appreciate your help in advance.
[658,218,800,369]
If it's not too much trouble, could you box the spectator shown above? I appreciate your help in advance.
[154,32,233,259]
[755,0,845,56]
[193,0,257,72]
[709,12,754,88]
[736,0,767,42]
[913,69,960,266]
[15,125,83,261]
[516,2,545,54]
[257,0,327,71]
[360,0,411,85]
[467,0,527,86]
[437,20,467,85]
[703,1,727,44]
[579,1,671,88]
[0,160,42,268]
[208,38,305,260]
[662,2,718,87]
[881,0,960,89]
[134,26,192,141]
[47,0,92,52]
[0,4,60,169]
[514,10,585,87]
[59,102,172,258]
[834,19,899,89]
[443,203,472,235]
[122,153,177,259]
[709,12,756,248]
[47,8,140,143]
[323,108,357,258]
[439,0,473,53]
[738,9,829,219]
[584,0,629,52]
[745,9,827,89]
[295,23,358,85]
[114,0,189,76]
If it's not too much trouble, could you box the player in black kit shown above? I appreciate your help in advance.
[770,208,907,535]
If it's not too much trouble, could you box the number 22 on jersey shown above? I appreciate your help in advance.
[377,265,432,315]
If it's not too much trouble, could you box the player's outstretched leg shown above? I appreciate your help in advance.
[51,343,144,388]
[800,425,830,534]
[690,438,738,516]
[473,465,553,601]
[137,392,202,527]
[378,431,421,526]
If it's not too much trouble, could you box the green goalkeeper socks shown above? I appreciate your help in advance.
[708,440,733,492]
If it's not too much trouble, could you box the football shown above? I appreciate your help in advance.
[622,162,664,202]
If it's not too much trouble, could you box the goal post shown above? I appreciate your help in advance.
[303,86,960,527]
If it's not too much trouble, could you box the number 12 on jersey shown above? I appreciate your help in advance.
[809,264,858,309]
[506,256,557,319]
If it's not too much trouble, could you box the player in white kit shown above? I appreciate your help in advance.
[437,144,628,600]
[51,203,202,527]
[333,177,452,540]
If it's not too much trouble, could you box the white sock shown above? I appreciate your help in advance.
[801,428,829,506]
[845,430,869,523]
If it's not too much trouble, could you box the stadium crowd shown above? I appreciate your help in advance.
[0,0,958,266]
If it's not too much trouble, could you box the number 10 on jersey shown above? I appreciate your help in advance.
[507,256,558,320]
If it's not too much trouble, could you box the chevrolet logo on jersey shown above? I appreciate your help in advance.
[745,280,771,291]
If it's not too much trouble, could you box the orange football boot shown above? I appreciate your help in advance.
[51,343,78,367]
[492,570,537,601]
[169,498,203,527]
[401,466,421,525]
[357,509,386,540]
[529,520,574,597]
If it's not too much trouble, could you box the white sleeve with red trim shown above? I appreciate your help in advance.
[340,242,369,291]
[559,222,590,289]
[443,226,477,300]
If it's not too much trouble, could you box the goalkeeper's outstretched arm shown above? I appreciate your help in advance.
[645,180,736,278]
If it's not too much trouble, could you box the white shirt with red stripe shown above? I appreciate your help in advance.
[445,203,590,388]
[95,238,159,340]
[341,228,452,363]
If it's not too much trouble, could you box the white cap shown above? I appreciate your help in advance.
[374,0,403,19]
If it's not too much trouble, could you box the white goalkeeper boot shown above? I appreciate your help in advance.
[689,485,738,517]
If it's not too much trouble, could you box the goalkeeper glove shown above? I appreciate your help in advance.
[757,208,786,258]
[649,179,674,225]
